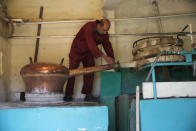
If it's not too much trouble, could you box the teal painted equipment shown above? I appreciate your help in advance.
[100,72,121,131]
[140,98,196,131]
[0,103,108,131]
[100,50,196,131]
[100,24,196,131]
[143,50,196,99]
[139,28,196,130]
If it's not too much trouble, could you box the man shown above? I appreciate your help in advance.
[64,18,115,101]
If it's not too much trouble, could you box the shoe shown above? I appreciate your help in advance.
[84,94,98,102]
[64,95,73,102]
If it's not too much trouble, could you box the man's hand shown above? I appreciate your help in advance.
[102,54,115,64]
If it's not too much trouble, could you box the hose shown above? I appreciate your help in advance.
[177,24,189,39]
[145,51,167,82]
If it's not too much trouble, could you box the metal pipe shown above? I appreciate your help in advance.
[145,51,167,82]
[111,12,196,21]
[34,6,44,62]
[136,86,140,131]
[9,32,196,39]
[152,68,157,99]
[152,0,163,33]
[177,24,195,50]
[10,35,75,38]
[15,12,196,25]
[189,24,194,48]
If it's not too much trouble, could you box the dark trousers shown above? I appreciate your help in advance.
[65,55,95,96]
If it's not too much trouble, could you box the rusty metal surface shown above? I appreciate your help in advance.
[133,45,183,60]
[132,37,179,56]
[20,62,69,75]
[132,37,184,67]
[135,55,185,67]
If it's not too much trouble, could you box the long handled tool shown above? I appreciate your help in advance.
[34,6,44,62]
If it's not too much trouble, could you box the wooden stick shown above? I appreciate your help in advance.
[69,63,118,77]
[34,6,44,62]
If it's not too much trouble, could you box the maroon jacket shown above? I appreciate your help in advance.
[69,21,114,61]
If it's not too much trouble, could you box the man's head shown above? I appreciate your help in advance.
[96,18,111,35]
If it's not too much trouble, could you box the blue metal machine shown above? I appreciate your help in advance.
[143,50,196,99]
[139,24,196,131]
[140,50,196,131]
[101,24,196,131]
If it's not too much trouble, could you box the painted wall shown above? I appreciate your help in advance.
[7,0,103,21]
[0,2,12,101]
[115,0,196,62]
[0,36,7,101]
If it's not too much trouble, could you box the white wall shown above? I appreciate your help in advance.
[115,0,196,61]
[7,0,103,21]
[0,2,12,101]
[0,37,5,101]
[0,36,10,102]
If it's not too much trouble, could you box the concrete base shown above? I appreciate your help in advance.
[0,102,108,131]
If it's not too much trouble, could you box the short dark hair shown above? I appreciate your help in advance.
[96,20,104,27]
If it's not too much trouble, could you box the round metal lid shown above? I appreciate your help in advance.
[20,62,69,75]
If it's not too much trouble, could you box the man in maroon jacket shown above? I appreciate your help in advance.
[64,19,115,101]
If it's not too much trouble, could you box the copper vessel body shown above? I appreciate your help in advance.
[21,62,69,94]
[22,75,67,94]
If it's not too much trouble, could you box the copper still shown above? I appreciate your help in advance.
[20,61,117,103]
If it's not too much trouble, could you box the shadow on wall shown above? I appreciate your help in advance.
[0,79,6,102]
